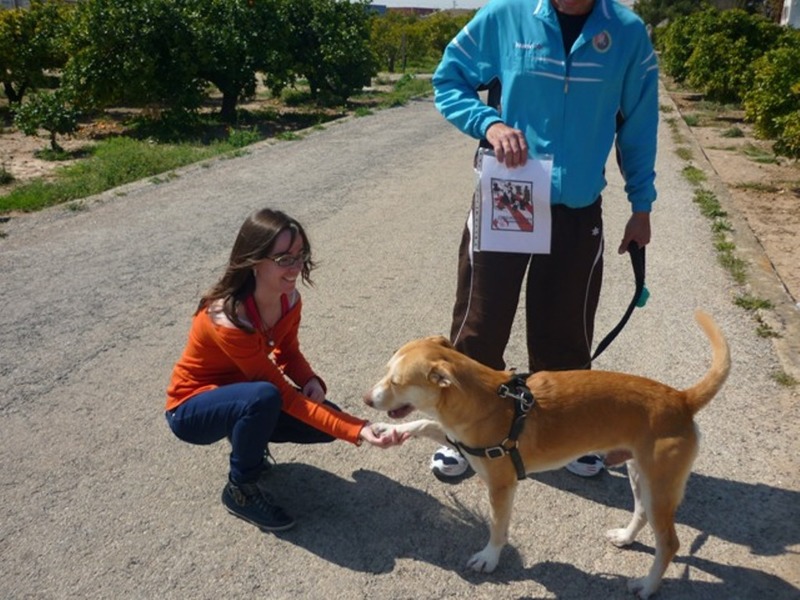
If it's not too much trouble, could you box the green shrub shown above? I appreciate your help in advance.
[227,126,261,148]
[657,10,708,83]
[744,43,800,139]
[773,109,800,159]
[684,10,780,104]
[13,89,79,151]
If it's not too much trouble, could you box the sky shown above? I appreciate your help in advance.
[371,0,637,9]
[372,1,489,9]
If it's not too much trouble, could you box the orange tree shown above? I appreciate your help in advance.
[278,0,375,104]
[63,0,291,123]
[0,0,71,105]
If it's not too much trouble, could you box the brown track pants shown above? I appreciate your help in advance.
[450,196,604,373]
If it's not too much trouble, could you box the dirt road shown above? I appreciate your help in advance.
[1,89,798,599]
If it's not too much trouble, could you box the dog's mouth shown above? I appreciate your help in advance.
[388,404,414,419]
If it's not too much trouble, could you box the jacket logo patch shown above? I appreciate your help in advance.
[592,31,611,53]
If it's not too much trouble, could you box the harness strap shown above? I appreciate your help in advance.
[447,375,535,481]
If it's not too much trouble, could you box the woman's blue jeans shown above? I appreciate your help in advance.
[165,382,336,485]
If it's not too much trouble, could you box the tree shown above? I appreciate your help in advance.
[657,9,709,82]
[684,9,780,103]
[421,10,472,58]
[184,0,291,122]
[280,0,376,104]
[744,35,800,138]
[13,89,79,152]
[370,11,415,73]
[64,0,294,122]
[63,0,203,114]
[0,0,71,105]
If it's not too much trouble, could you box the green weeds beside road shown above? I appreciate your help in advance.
[0,75,432,214]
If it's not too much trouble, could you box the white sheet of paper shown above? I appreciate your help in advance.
[472,150,553,254]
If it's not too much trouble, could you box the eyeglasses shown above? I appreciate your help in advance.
[266,252,310,268]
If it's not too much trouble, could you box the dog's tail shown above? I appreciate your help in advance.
[684,310,731,414]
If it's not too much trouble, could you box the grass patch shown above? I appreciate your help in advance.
[682,165,706,186]
[734,294,780,339]
[692,188,746,284]
[772,371,798,387]
[675,147,693,161]
[354,107,373,117]
[733,181,780,193]
[659,103,674,113]
[682,113,700,127]
[276,131,301,141]
[711,219,732,233]
[227,126,262,148]
[664,116,689,144]
[755,316,780,338]
[376,74,432,108]
[741,143,777,164]
[734,294,774,311]
[0,137,225,213]
[721,126,744,138]
[717,249,747,284]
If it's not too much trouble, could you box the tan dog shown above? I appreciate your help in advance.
[364,310,730,599]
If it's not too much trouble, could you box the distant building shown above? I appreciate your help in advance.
[387,7,437,16]
[782,0,800,27]
[0,0,31,8]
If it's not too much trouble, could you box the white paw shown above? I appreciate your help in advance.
[369,422,391,435]
[627,576,656,599]
[466,546,500,573]
[606,528,635,547]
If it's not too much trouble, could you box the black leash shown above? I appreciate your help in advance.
[586,241,648,366]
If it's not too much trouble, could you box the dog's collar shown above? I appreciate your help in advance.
[447,375,534,481]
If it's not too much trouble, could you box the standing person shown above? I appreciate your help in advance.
[166,208,403,532]
[429,0,658,479]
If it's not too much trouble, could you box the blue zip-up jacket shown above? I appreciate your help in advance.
[433,0,659,212]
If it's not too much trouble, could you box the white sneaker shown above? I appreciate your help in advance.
[430,445,470,479]
[565,454,604,477]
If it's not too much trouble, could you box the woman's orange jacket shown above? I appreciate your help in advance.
[166,298,365,444]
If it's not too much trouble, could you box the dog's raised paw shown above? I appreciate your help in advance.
[466,547,500,573]
[369,422,390,435]
[606,527,635,548]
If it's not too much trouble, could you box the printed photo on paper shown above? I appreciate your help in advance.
[489,179,534,233]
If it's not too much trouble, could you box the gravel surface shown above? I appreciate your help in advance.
[1,86,798,599]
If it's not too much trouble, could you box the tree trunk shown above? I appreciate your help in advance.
[220,91,238,123]
[49,130,63,152]
[3,81,21,104]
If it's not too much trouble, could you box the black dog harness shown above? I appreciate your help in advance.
[447,374,535,481]
[444,245,646,481]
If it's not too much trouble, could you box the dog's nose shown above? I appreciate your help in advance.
[363,393,373,407]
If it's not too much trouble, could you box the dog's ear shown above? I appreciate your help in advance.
[428,362,453,388]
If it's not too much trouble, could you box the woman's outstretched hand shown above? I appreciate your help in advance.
[359,422,410,448]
